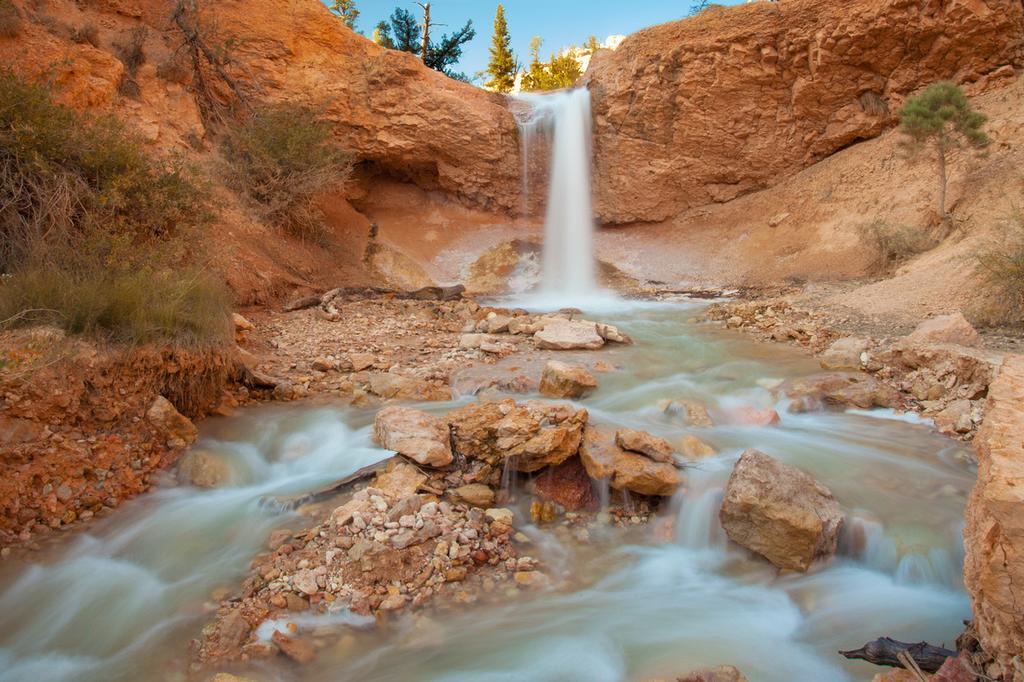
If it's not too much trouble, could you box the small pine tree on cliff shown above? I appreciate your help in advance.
[900,82,990,224]
[329,0,359,30]
[485,4,516,93]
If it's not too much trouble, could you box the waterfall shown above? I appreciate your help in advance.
[514,89,598,299]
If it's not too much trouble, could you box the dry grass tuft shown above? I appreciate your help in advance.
[0,71,231,345]
[858,219,938,274]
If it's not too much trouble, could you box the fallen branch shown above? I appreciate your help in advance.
[839,637,956,674]
[264,456,399,510]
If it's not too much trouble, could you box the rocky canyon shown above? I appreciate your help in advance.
[1,0,1024,679]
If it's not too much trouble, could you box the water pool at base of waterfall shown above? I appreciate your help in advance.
[0,303,974,682]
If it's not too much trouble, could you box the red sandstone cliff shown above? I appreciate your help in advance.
[586,0,1024,225]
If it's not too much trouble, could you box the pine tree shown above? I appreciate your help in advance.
[900,82,990,223]
[485,4,516,93]
[328,0,359,30]
[521,36,548,91]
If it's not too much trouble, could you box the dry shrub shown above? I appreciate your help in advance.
[221,103,353,243]
[0,0,22,37]
[972,210,1024,325]
[155,54,191,84]
[858,219,937,273]
[114,27,147,75]
[0,72,231,345]
[71,22,100,47]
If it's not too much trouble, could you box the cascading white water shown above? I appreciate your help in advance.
[514,89,598,299]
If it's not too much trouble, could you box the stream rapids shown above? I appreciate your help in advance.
[0,302,974,681]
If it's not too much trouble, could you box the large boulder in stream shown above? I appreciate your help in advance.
[447,399,588,472]
[719,449,842,571]
[373,406,453,468]
[539,361,599,399]
[579,427,681,497]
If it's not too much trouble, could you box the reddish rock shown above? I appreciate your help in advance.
[272,631,316,664]
[586,0,1024,224]
[907,313,982,347]
[533,456,599,512]
[964,355,1024,677]
[730,405,781,427]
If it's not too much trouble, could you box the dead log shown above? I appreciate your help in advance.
[264,456,398,510]
[839,637,956,673]
[282,295,322,312]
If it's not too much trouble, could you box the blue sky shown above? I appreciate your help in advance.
[345,1,745,79]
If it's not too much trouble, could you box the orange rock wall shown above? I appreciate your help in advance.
[586,0,1024,224]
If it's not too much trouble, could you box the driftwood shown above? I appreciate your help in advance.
[264,456,399,511]
[839,637,957,674]
[286,285,466,313]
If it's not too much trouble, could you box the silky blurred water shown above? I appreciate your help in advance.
[0,303,974,681]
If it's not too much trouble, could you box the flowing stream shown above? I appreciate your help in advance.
[0,303,974,681]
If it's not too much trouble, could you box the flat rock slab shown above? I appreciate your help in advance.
[534,319,605,350]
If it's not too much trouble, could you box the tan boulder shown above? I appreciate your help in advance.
[373,461,429,500]
[349,353,376,372]
[719,449,843,571]
[146,396,197,449]
[932,399,975,436]
[660,399,714,427]
[783,373,899,410]
[177,449,231,488]
[679,666,748,682]
[907,313,981,347]
[964,355,1024,678]
[680,434,717,460]
[367,373,452,402]
[534,319,605,351]
[373,406,453,468]
[615,428,675,463]
[451,484,495,507]
[819,337,870,370]
[539,361,598,399]
[465,241,522,295]
[596,322,632,345]
[579,427,681,497]
[447,399,587,472]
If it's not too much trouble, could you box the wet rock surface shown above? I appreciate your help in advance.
[706,298,1007,441]
[719,449,843,572]
[580,427,682,497]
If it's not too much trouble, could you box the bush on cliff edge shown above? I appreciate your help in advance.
[220,103,353,244]
[0,71,231,345]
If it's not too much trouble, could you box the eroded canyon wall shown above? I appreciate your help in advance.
[965,355,1024,681]
[586,0,1024,225]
